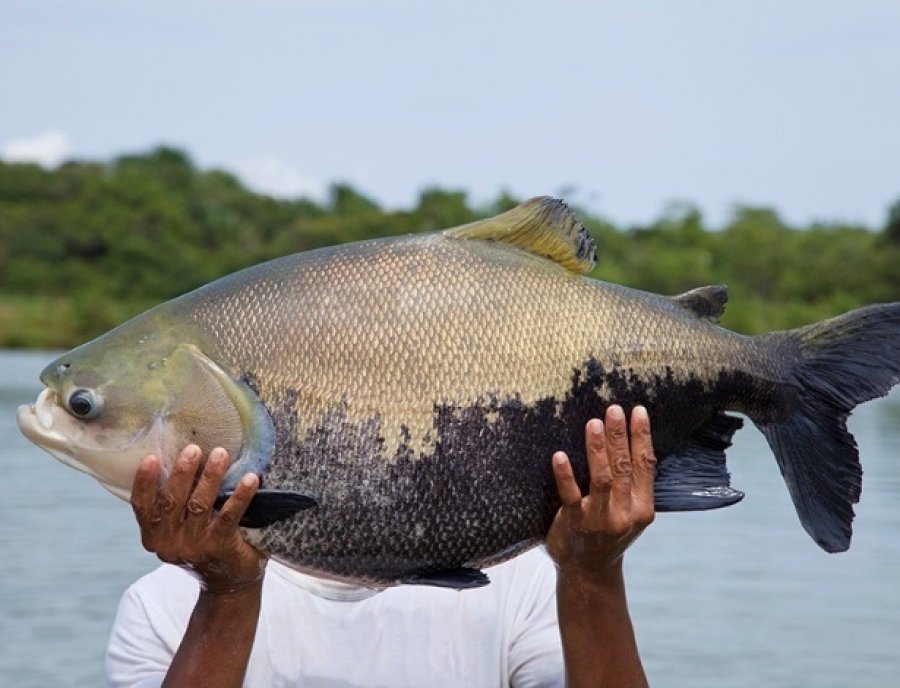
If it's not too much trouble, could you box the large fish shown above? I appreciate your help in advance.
[16,198,900,587]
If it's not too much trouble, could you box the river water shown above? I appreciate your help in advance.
[1,349,898,687]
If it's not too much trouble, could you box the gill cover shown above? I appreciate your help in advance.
[165,345,276,491]
[167,346,316,526]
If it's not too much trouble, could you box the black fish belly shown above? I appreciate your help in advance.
[558,358,750,468]
[252,360,762,583]
[254,391,562,582]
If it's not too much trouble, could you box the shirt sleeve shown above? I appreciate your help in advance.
[506,550,565,688]
[105,568,197,688]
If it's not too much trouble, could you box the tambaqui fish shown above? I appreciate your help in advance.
[16,198,900,587]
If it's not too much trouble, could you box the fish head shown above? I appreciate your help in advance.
[16,316,260,501]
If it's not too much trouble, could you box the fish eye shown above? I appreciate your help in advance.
[68,389,101,420]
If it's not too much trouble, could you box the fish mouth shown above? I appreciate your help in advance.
[17,389,164,501]
[16,389,99,479]
[18,389,69,451]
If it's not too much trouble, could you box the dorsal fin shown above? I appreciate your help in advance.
[670,284,729,321]
[444,197,596,274]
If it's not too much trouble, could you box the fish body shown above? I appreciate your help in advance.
[17,198,900,587]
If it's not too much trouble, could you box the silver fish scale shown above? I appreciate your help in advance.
[178,233,775,584]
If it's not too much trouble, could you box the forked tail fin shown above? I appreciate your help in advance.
[757,303,900,552]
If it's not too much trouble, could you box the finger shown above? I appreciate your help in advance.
[552,451,583,511]
[605,405,633,511]
[156,445,202,537]
[183,447,229,539]
[131,455,161,551]
[630,406,657,526]
[584,418,613,513]
[213,472,259,536]
[131,454,160,522]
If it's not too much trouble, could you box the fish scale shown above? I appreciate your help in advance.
[179,235,770,583]
[17,197,900,586]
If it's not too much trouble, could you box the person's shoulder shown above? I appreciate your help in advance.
[131,562,199,588]
[110,565,201,650]
[124,564,201,611]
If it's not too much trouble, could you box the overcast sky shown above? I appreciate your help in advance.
[2,1,898,228]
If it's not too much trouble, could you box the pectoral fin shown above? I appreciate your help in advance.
[215,489,318,528]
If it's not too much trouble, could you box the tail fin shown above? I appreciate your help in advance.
[758,303,900,552]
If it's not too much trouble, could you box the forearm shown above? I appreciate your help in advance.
[162,581,263,688]
[556,565,648,688]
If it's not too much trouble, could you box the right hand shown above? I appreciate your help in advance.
[545,405,656,581]
[130,445,268,594]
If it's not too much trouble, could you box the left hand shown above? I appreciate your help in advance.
[546,405,656,579]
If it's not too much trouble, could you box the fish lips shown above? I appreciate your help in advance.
[16,389,131,498]
[19,389,68,448]
[17,389,166,501]
[17,389,94,474]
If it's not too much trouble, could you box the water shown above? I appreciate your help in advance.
[0,352,158,687]
[1,350,899,687]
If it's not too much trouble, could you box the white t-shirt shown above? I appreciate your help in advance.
[106,547,564,688]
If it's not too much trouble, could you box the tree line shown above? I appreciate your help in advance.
[1,147,898,349]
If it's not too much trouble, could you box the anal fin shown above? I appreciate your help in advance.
[401,567,490,589]
[215,489,318,529]
[655,412,745,511]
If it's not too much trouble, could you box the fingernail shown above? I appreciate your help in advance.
[210,447,228,463]
[241,474,257,487]
[634,405,648,421]
[587,418,603,436]
[552,452,567,466]
[608,405,625,421]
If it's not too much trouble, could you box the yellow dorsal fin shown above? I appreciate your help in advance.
[444,197,596,274]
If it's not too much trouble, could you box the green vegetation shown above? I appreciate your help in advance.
[1,147,898,349]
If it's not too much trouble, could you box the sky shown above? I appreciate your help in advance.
[2,0,899,228]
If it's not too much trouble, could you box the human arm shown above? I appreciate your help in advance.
[124,445,267,688]
[546,405,656,688]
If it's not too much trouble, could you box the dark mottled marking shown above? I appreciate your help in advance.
[252,358,788,585]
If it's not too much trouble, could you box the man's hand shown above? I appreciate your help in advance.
[130,445,267,594]
[548,405,655,687]
[546,404,656,578]
[127,446,268,686]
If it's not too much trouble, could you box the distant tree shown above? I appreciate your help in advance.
[488,190,520,214]
[642,201,706,244]
[330,183,380,216]
[414,187,476,229]
[0,146,895,348]
[884,198,900,244]
[115,146,195,190]
[715,205,791,300]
